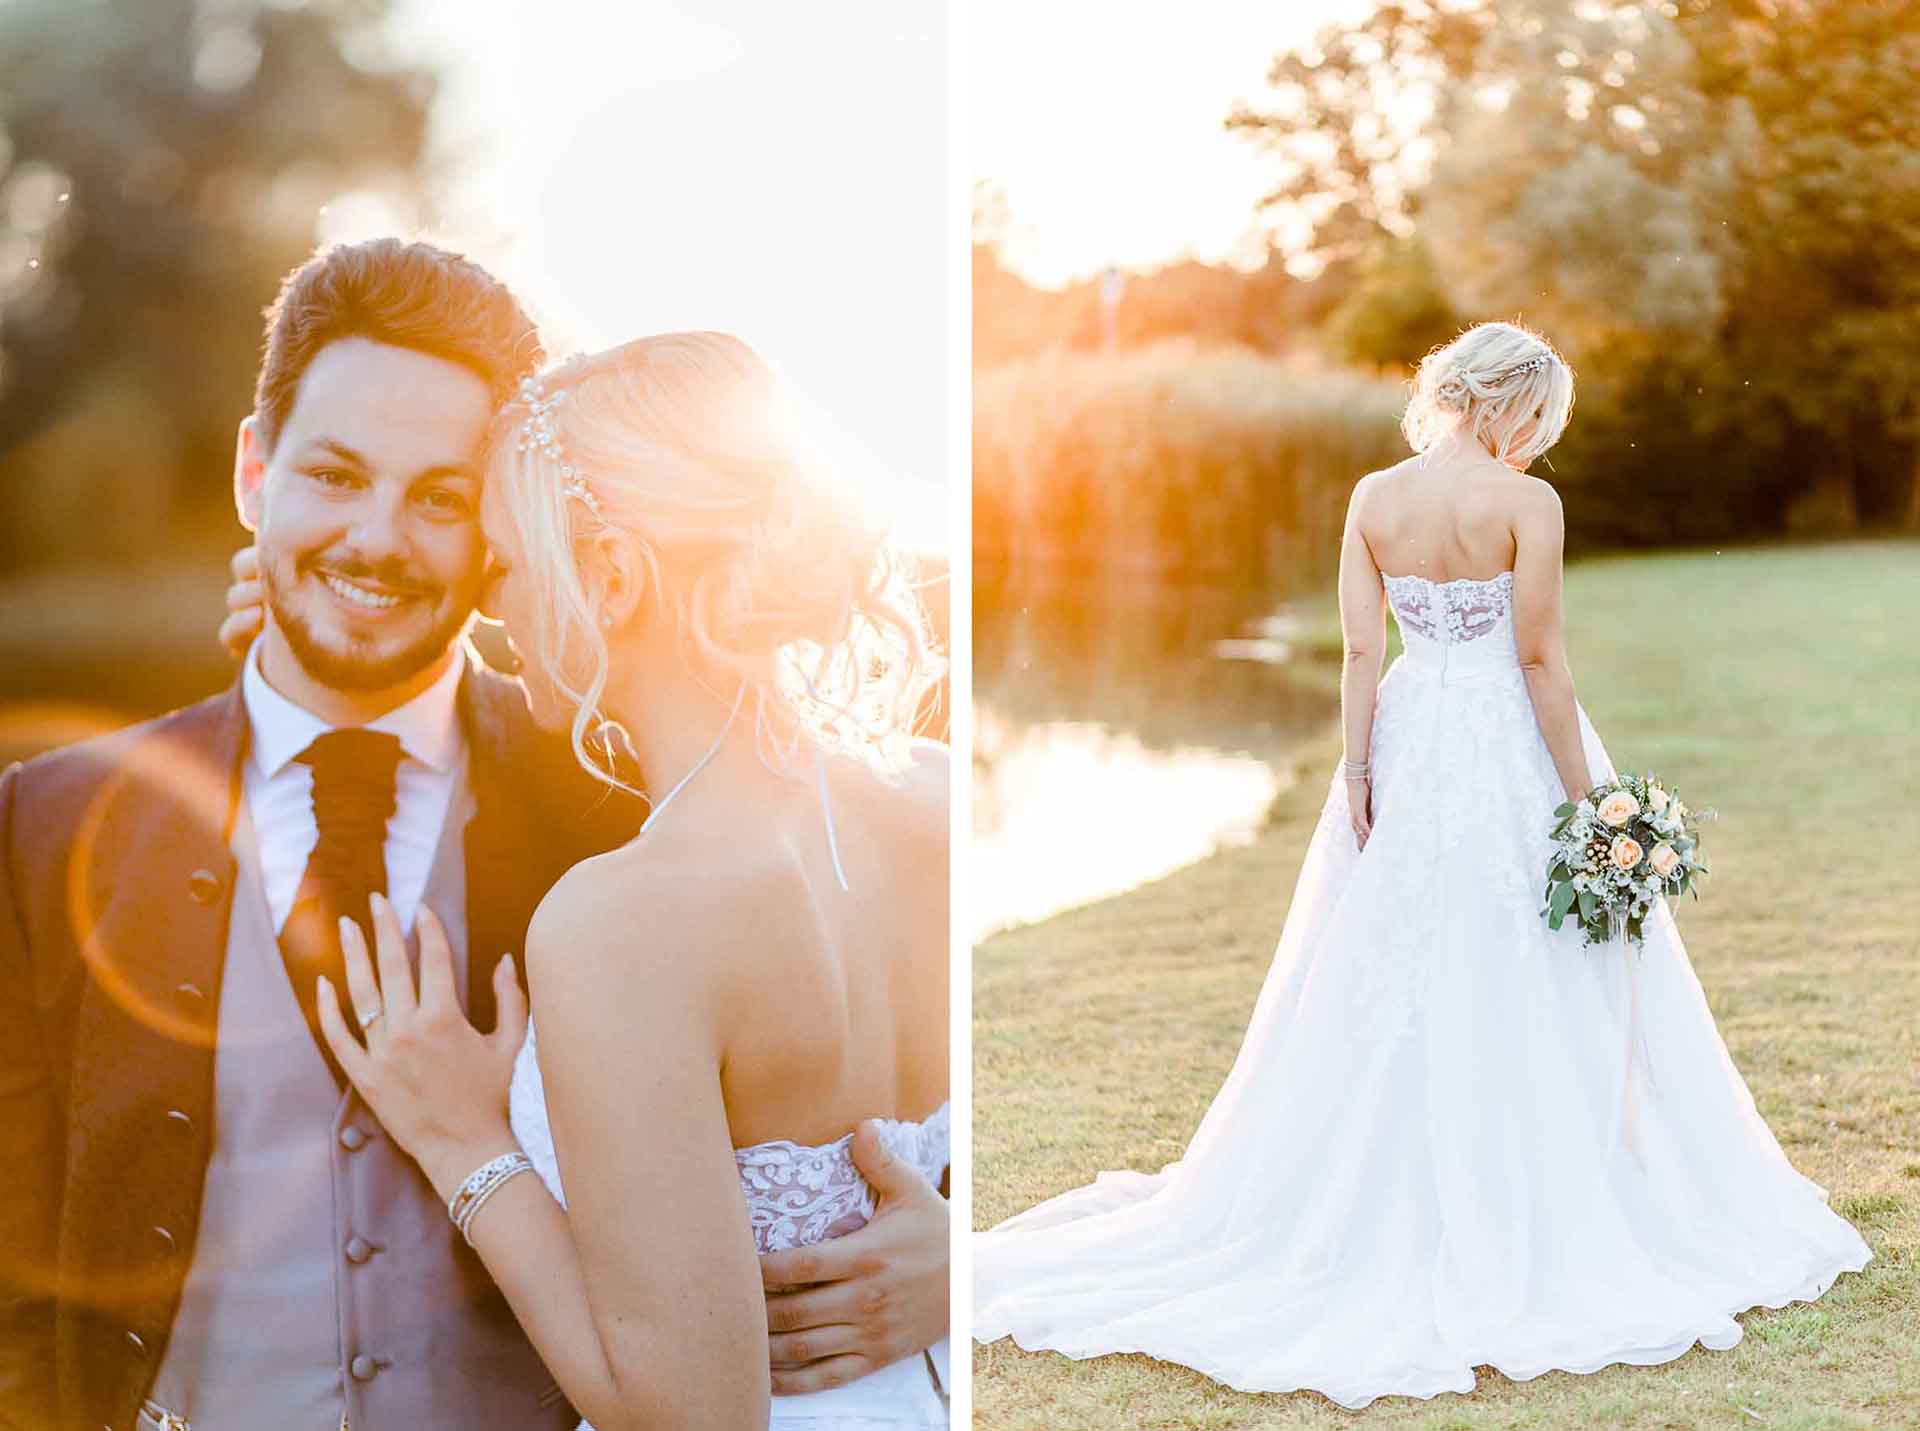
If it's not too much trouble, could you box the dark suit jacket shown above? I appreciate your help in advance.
[0,658,644,1431]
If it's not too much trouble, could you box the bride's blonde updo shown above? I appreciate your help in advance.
[1401,321,1574,468]
[487,331,935,789]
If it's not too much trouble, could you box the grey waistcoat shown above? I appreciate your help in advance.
[149,781,569,1430]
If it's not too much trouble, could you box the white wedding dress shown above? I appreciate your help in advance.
[511,1022,952,1429]
[973,570,1870,1409]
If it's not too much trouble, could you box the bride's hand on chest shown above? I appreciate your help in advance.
[316,895,528,1197]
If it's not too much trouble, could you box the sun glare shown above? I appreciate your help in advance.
[377,0,951,549]
[972,0,1374,287]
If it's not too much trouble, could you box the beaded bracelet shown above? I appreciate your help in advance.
[448,1151,535,1246]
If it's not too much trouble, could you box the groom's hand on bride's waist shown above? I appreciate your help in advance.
[759,1119,949,1394]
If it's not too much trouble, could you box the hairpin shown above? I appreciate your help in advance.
[515,375,602,519]
[1512,354,1549,377]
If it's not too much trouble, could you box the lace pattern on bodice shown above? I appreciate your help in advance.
[1382,570,1514,644]
[739,1103,952,1253]
[509,1023,951,1255]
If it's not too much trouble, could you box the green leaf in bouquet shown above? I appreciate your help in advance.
[1550,882,1579,925]
[1553,802,1576,820]
[1578,889,1598,922]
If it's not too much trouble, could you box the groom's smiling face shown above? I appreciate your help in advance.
[236,337,494,692]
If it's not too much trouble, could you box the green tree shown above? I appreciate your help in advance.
[1325,234,1459,369]
[1235,0,1920,538]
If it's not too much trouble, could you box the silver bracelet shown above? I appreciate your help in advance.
[1341,758,1370,777]
[448,1151,535,1246]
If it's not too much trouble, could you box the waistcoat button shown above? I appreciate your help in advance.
[185,870,223,905]
[339,1125,368,1151]
[345,1236,373,1264]
[349,1353,377,1381]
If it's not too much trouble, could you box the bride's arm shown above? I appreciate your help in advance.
[1337,476,1387,847]
[1511,480,1591,803]
[422,881,767,1431]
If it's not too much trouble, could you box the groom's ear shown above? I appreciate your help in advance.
[234,415,268,533]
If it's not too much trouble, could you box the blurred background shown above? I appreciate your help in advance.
[972,0,1919,938]
[0,0,952,767]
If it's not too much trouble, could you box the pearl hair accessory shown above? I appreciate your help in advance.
[1511,353,1549,377]
[515,375,602,519]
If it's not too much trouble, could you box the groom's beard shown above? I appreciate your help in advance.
[264,548,477,693]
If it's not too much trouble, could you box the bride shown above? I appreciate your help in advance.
[309,333,950,1428]
[972,321,1870,1408]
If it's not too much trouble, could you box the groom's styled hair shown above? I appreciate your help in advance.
[252,237,543,448]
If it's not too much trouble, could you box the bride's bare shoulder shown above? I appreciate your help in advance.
[1508,474,1564,526]
[522,821,804,996]
[522,748,947,991]
[1356,455,1426,492]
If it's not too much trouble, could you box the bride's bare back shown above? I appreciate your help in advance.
[535,744,949,1152]
[1353,447,1542,582]
[1339,436,1591,811]
[701,747,950,1148]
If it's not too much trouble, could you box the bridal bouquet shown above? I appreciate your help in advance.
[1544,773,1712,947]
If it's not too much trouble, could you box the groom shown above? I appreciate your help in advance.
[0,238,948,1431]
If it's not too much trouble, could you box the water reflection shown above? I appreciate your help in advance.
[974,574,1337,941]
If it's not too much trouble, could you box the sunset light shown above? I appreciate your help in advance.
[366,0,953,546]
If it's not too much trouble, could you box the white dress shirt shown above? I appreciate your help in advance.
[239,642,467,935]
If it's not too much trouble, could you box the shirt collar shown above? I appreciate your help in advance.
[242,641,467,780]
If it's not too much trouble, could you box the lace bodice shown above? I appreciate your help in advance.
[509,1022,952,1254]
[736,1103,952,1252]
[1382,570,1514,645]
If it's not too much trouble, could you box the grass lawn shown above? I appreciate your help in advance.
[972,541,1920,1430]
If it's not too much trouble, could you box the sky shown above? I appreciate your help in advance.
[971,0,1371,289]
[335,1,955,548]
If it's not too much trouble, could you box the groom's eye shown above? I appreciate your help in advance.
[306,465,359,490]
[419,486,473,517]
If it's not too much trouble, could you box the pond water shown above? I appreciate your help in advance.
[973,574,1338,942]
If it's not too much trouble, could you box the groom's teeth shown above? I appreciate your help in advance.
[323,573,405,610]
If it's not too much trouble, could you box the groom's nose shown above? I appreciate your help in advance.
[348,487,412,563]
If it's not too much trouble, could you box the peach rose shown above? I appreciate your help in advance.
[1648,842,1681,878]
[1610,835,1644,870]
[1647,785,1670,814]
[1597,791,1641,828]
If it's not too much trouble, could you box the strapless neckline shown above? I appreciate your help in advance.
[736,1101,953,1161]
[508,1022,951,1254]
[1379,568,1515,587]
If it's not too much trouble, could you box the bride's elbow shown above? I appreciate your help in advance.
[1518,653,1574,691]
[593,1344,769,1431]
[593,1379,768,1431]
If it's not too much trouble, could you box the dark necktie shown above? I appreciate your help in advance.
[279,728,405,1086]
